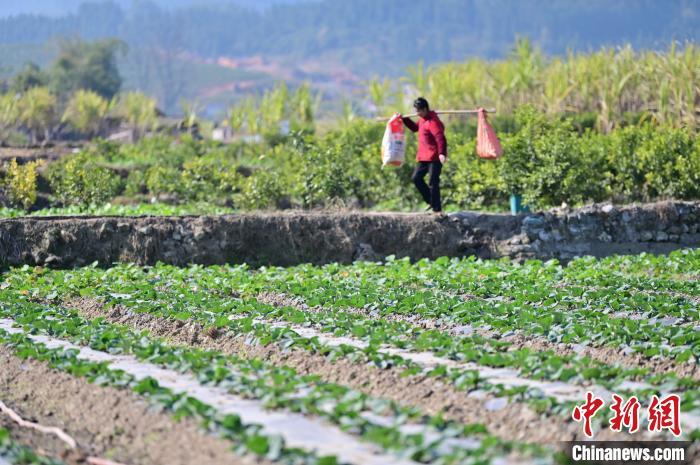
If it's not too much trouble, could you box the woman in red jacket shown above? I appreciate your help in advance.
[401,97,447,215]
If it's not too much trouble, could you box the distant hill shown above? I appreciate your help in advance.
[0,0,697,114]
[0,0,304,17]
[2,1,696,64]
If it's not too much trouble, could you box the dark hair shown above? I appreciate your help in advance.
[413,97,429,110]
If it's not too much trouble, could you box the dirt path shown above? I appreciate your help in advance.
[0,346,262,465]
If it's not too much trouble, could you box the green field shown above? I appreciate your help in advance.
[0,250,698,463]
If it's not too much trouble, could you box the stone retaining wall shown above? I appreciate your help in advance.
[0,201,698,269]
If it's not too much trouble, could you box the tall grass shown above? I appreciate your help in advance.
[393,39,699,132]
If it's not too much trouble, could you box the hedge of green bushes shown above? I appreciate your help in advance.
[3,107,700,213]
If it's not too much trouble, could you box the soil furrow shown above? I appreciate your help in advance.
[255,292,700,380]
[66,297,659,444]
[240,316,700,433]
[0,347,260,465]
[0,319,421,465]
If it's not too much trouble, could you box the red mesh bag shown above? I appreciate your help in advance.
[476,108,502,159]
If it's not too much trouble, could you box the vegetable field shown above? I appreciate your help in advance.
[0,249,698,464]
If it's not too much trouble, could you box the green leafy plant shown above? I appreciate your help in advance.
[3,158,39,210]
[0,426,65,465]
[47,151,121,207]
[123,169,148,197]
[501,106,608,207]
[180,156,238,202]
[0,299,522,465]
[62,89,111,138]
[16,86,57,145]
[607,124,700,201]
[235,169,287,210]
[425,41,700,131]
[119,91,158,140]
[145,165,181,198]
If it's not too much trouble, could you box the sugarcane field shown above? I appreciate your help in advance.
[0,1,699,465]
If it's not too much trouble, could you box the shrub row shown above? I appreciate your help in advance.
[3,108,699,212]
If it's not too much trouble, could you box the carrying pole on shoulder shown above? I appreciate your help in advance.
[375,108,496,121]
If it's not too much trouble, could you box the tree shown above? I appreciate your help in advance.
[289,83,316,133]
[404,60,430,97]
[50,38,126,100]
[180,99,201,135]
[120,2,186,114]
[338,99,356,127]
[119,91,157,140]
[241,96,260,135]
[367,77,391,116]
[260,82,288,135]
[3,158,38,210]
[62,90,111,138]
[17,87,57,145]
[228,103,246,134]
[0,93,20,134]
[9,62,49,94]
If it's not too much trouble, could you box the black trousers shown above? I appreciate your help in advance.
[412,161,442,212]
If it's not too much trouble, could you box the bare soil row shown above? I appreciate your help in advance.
[0,347,260,465]
[68,297,652,445]
[256,292,700,380]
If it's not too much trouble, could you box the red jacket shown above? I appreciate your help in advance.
[402,111,447,162]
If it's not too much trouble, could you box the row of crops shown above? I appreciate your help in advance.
[0,249,698,464]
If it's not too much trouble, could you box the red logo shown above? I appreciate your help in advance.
[572,393,682,437]
[648,394,682,437]
[572,391,605,438]
[609,394,641,433]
